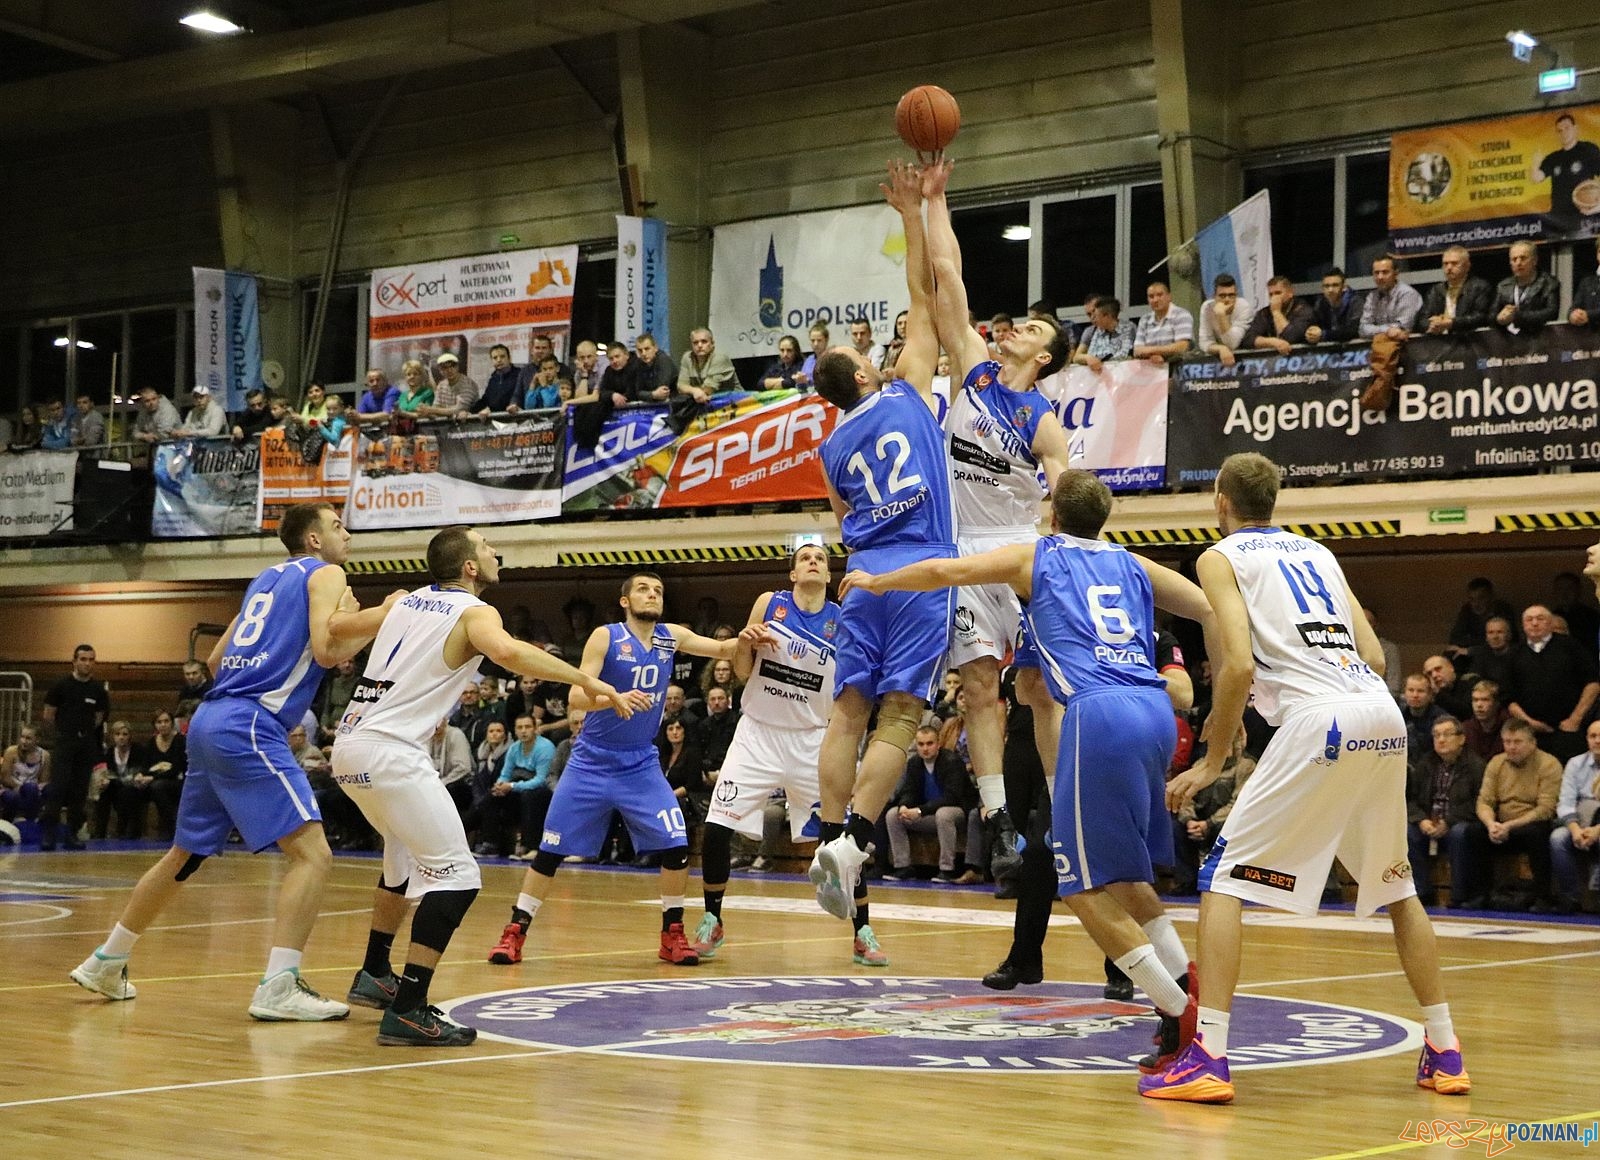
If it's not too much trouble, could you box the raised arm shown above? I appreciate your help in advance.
[840,542,1034,601]
[880,160,940,407]
[920,159,990,382]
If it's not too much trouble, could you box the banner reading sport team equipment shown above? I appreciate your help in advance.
[346,412,565,530]
[255,429,354,532]
[0,450,75,537]
[367,245,579,394]
[1389,104,1600,254]
[1035,360,1168,491]
[1195,191,1273,316]
[615,216,670,349]
[192,268,263,413]
[708,205,911,360]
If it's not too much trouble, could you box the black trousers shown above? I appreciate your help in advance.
[1002,707,1056,973]
[41,740,99,839]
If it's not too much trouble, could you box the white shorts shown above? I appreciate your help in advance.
[331,735,482,899]
[949,530,1032,668]
[1200,695,1415,918]
[704,721,823,841]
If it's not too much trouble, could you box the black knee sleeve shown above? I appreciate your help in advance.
[409,887,480,953]
[174,853,208,882]
[377,874,409,896]
[658,845,690,871]
[530,850,563,877]
[700,824,732,885]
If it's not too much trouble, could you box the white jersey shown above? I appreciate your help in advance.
[335,585,485,750]
[740,590,840,732]
[945,361,1051,536]
[1209,527,1387,724]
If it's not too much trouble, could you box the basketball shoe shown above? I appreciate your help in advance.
[488,922,526,964]
[1137,1034,1233,1103]
[1139,962,1198,1075]
[248,969,351,1021]
[852,924,889,966]
[1416,1038,1471,1094]
[810,835,869,920]
[659,922,701,966]
[70,951,136,1001]
[347,969,400,1009]
[690,914,724,959]
[377,1004,478,1047]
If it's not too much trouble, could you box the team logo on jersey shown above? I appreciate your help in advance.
[442,977,1418,1073]
[713,781,739,804]
[970,414,996,439]
[954,606,975,634]
[772,604,788,621]
[1011,405,1033,429]
[976,372,994,387]
[787,639,809,660]
[618,641,635,658]
[823,619,837,638]
[1313,719,1343,766]
[1295,621,1356,650]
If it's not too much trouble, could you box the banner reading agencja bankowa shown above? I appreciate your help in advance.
[367,245,580,396]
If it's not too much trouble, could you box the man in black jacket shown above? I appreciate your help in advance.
[1494,242,1562,335]
[1568,237,1600,329]
[1406,717,1486,907]
[1306,269,1363,343]
[1506,604,1599,763]
[1418,247,1495,335]
[883,727,976,881]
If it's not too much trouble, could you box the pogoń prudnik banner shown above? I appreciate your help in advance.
[615,216,669,350]
[1034,359,1169,490]
[1195,190,1273,317]
[192,268,263,413]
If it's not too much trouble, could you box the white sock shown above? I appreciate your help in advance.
[1141,915,1190,981]
[1114,944,1189,1016]
[662,895,685,912]
[100,922,139,958]
[1420,1002,1455,1047]
[1196,1006,1231,1056]
[264,947,302,978]
[516,893,541,919]
[976,774,1007,815]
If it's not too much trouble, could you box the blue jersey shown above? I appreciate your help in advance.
[206,556,330,729]
[573,622,676,755]
[1022,535,1167,704]
[821,378,955,555]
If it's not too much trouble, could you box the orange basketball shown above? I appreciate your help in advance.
[895,85,960,155]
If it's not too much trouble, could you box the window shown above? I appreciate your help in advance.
[304,286,360,389]
[129,309,179,400]
[29,324,69,406]
[953,201,1030,321]
[1127,184,1169,305]
[1343,152,1391,274]
[75,315,125,407]
[571,257,616,343]
[1245,160,1335,283]
[1041,195,1116,316]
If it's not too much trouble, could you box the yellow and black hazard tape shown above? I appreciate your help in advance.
[558,543,848,568]
[344,558,428,575]
[1106,520,1398,547]
[1496,512,1600,532]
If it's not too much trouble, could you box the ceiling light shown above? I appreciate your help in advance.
[1002,225,1032,242]
[1506,30,1538,62]
[180,11,249,35]
[51,337,96,349]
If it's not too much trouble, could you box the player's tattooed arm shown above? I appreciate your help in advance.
[732,592,774,682]
[840,543,1033,600]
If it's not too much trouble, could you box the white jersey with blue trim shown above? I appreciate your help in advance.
[335,585,485,750]
[1208,527,1387,724]
[946,361,1050,536]
[741,590,841,731]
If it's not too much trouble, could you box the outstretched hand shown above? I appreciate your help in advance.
[919,156,953,199]
[880,158,923,214]
[738,622,781,651]
[591,680,651,719]
[1165,757,1224,813]
[838,570,884,599]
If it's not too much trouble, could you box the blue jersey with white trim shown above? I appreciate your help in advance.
[574,622,677,755]
[821,378,955,554]
[206,556,329,729]
[1022,535,1166,704]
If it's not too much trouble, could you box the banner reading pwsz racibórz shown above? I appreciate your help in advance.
[346,412,565,530]
[563,389,835,510]
[151,437,261,538]
[1165,327,1600,486]
[1035,360,1168,491]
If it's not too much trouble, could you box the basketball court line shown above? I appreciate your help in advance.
[2,906,377,942]
[1306,1109,1600,1159]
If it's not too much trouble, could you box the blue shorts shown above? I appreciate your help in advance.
[837,544,956,702]
[1012,615,1039,672]
[538,745,687,858]
[1050,686,1176,895]
[175,698,321,856]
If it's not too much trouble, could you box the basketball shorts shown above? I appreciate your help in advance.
[176,698,320,856]
[705,721,824,841]
[1200,694,1415,918]
[949,530,1033,668]
[837,543,956,702]
[331,735,481,898]
[539,745,687,858]
[1050,686,1176,896]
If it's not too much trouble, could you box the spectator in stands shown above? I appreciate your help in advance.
[987,313,1015,360]
[1494,241,1561,335]
[1244,275,1315,353]
[1507,604,1599,763]
[1463,615,1516,692]
[40,399,72,449]
[884,726,972,882]
[599,340,645,405]
[1364,608,1403,695]
[427,715,474,818]
[230,388,274,442]
[40,643,109,850]
[520,356,562,410]
[660,718,707,838]
[132,387,181,444]
[1418,246,1494,335]
[1131,280,1194,364]
[1305,268,1363,344]
[355,368,400,421]
[1458,718,1560,910]
[138,709,186,840]
[396,359,434,414]
[569,339,603,397]
[95,724,140,832]
[422,352,479,417]
[8,405,40,450]
[175,659,213,721]
[655,684,701,749]
[0,725,49,830]
[1570,236,1600,328]
[699,657,744,711]
[476,344,525,414]
[71,394,106,447]
[316,657,358,742]
[449,681,494,752]
[1198,274,1252,367]
[1551,571,1600,649]
[1072,295,1133,372]
[694,685,741,781]
[313,394,347,445]
[530,334,571,379]
[1463,680,1508,761]
[173,385,226,439]
[1406,716,1484,907]
[882,310,910,373]
[287,723,329,776]
[471,718,509,799]
[560,595,595,654]
[801,325,828,387]
[761,335,808,391]
[931,668,963,722]
[479,714,554,857]
[1545,719,1600,913]
[1359,255,1422,341]
[634,333,675,401]
[1423,654,1472,720]
[1400,673,1447,762]
[1448,577,1516,656]
[1172,728,1255,895]
[297,382,329,423]
[848,318,886,369]
[677,328,739,404]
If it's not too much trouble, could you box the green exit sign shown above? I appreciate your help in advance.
[1539,67,1578,95]
[498,233,521,247]
[1429,507,1467,525]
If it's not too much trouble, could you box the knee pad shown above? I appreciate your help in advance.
[409,887,480,952]
[658,846,690,871]
[871,699,923,754]
[378,874,409,896]
[530,850,563,877]
[174,853,208,882]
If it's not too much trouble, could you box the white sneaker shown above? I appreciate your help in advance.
[248,969,351,1022]
[70,952,136,1000]
[810,836,869,920]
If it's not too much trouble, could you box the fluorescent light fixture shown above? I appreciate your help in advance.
[1540,66,1578,94]
[180,10,248,34]
[1002,225,1032,242]
[1507,29,1538,62]
[52,337,96,349]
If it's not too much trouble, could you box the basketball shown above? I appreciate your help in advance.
[895,85,960,155]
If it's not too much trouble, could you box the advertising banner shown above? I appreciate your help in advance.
[192,268,263,412]
[1164,327,1600,486]
[367,245,579,394]
[345,412,565,530]
[615,216,669,348]
[256,428,354,532]
[1389,104,1600,254]
[709,205,910,359]
[1035,360,1169,491]
[563,389,836,510]
[0,451,75,537]
[1195,191,1273,314]
[150,437,261,538]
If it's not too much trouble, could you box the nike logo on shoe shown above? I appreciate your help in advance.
[1162,1062,1205,1084]
[399,1015,441,1039]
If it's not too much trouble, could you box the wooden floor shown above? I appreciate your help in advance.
[3,846,1596,1160]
